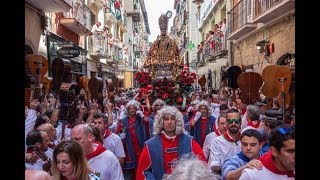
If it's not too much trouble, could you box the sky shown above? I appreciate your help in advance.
[144,0,176,42]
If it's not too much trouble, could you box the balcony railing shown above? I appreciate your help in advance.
[253,0,283,18]
[90,32,108,58]
[252,0,295,23]
[106,0,116,17]
[201,31,227,61]
[62,0,92,31]
[25,0,73,13]
[228,0,251,34]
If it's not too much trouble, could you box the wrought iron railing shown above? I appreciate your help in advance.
[106,0,117,17]
[227,0,251,35]
[253,0,283,18]
[90,32,107,56]
[63,0,92,30]
[201,31,226,61]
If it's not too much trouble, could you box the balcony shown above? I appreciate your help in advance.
[252,0,295,23]
[105,0,117,26]
[60,0,92,36]
[202,32,228,61]
[88,0,104,10]
[227,0,257,40]
[89,32,108,60]
[126,11,141,22]
[25,0,72,13]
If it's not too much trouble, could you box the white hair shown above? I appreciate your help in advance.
[151,98,166,111]
[162,154,217,180]
[124,100,141,116]
[191,99,200,105]
[153,106,184,135]
[195,100,212,112]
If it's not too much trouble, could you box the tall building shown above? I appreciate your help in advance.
[25,0,134,90]
[123,0,150,88]
[192,0,228,91]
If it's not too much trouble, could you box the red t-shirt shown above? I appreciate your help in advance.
[161,133,179,174]
[200,117,209,147]
[125,117,141,162]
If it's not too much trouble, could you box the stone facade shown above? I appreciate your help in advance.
[233,14,295,73]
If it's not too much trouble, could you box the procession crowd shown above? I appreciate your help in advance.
[24,87,295,180]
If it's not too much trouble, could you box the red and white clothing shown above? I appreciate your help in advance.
[25,109,37,151]
[203,128,222,163]
[25,148,51,171]
[87,143,124,180]
[209,131,241,179]
[241,120,262,134]
[136,132,206,179]
[239,151,295,180]
[102,129,125,159]
[241,110,248,130]
[55,121,71,142]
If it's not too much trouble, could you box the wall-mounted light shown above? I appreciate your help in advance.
[256,39,269,54]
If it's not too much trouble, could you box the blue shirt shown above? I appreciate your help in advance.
[221,152,250,180]
[260,141,269,156]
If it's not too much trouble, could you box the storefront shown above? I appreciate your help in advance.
[46,32,87,77]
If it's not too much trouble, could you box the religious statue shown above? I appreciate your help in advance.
[144,11,183,80]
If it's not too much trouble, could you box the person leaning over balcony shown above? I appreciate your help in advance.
[91,21,104,34]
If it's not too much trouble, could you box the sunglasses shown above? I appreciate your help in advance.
[277,126,295,135]
[227,118,241,124]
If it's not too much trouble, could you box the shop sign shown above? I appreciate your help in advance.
[57,46,80,58]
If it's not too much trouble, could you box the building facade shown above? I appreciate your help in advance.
[123,0,150,89]
[226,0,295,105]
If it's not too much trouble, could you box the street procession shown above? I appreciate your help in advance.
[25,0,295,179]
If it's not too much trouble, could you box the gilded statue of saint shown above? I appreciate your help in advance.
[144,11,183,80]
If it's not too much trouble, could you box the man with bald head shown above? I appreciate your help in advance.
[71,124,124,179]
[25,170,51,180]
[37,123,57,159]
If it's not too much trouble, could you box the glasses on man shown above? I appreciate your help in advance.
[277,126,295,135]
[227,118,241,124]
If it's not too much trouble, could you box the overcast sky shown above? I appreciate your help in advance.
[144,0,175,42]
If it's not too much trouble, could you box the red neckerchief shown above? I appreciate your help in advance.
[223,131,240,143]
[213,123,221,136]
[247,120,261,128]
[259,151,295,177]
[215,129,221,136]
[241,108,247,115]
[86,143,107,160]
[26,147,48,161]
[103,128,113,139]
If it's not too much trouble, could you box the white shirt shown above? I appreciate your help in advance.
[91,24,103,34]
[241,111,248,130]
[209,134,241,168]
[203,131,219,162]
[25,109,37,151]
[239,166,295,180]
[55,121,71,142]
[88,149,124,180]
[103,133,126,158]
[25,158,47,171]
